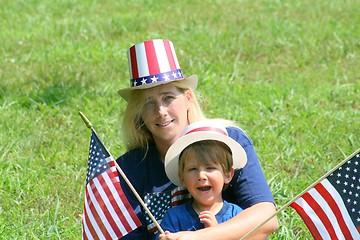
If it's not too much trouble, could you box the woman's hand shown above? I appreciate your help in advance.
[199,210,218,228]
[159,230,198,240]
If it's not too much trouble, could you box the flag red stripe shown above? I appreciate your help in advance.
[88,180,113,239]
[129,45,138,78]
[315,183,352,238]
[302,192,338,239]
[290,201,323,240]
[144,40,160,75]
[171,189,188,197]
[83,202,98,240]
[171,187,191,206]
[97,173,126,236]
[163,40,176,70]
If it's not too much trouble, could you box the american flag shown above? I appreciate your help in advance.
[290,149,360,239]
[82,130,141,240]
[144,186,191,233]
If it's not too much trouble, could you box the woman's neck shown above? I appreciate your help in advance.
[154,140,171,162]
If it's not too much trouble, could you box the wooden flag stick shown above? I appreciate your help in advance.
[79,111,165,235]
[240,148,360,240]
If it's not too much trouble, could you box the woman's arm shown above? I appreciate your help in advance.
[159,202,278,240]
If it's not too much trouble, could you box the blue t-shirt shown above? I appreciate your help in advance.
[155,200,242,239]
[116,126,275,240]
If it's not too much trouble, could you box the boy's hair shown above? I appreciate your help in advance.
[178,140,233,176]
[121,81,206,151]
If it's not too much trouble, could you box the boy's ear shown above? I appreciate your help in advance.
[224,167,234,184]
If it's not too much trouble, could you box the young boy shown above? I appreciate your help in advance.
[156,120,248,239]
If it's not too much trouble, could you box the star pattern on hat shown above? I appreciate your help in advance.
[130,69,183,87]
[150,76,158,83]
[163,74,170,81]
[132,79,138,87]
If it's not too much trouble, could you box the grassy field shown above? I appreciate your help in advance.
[1,0,359,239]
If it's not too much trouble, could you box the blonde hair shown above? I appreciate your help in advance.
[121,81,206,150]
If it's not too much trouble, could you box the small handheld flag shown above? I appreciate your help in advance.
[79,111,164,239]
[82,130,141,240]
[290,149,360,239]
[240,148,360,240]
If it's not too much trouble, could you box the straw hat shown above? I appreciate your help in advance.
[118,39,198,100]
[165,121,247,186]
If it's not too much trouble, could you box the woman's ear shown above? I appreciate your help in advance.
[224,167,234,184]
[185,90,192,110]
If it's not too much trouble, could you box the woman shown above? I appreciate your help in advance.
[116,39,278,240]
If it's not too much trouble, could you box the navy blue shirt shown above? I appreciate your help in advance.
[116,126,274,240]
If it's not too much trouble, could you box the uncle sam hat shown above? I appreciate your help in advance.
[118,39,198,100]
[165,121,248,186]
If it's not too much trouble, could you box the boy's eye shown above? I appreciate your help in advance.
[207,165,218,170]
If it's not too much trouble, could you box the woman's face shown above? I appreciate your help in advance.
[141,83,192,146]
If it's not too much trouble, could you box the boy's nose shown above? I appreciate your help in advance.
[197,170,207,180]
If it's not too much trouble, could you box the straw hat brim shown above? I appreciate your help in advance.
[118,75,198,101]
[164,131,247,186]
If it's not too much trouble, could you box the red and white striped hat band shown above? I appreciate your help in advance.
[128,39,183,87]
[165,121,248,186]
[118,39,198,100]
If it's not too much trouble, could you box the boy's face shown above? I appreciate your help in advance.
[179,152,234,207]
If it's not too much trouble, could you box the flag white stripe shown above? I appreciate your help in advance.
[108,166,139,229]
[135,42,149,78]
[308,183,345,239]
[90,178,117,239]
[153,39,170,73]
[169,41,180,69]
[84,188,104,240]
[321,179,359,239]
[294,197,331,239]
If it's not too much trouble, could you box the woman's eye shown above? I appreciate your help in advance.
[164,95,174,100]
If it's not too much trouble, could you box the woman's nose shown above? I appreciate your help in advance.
[156,104,168,117]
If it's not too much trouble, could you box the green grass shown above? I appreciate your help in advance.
[1,0,359,239]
